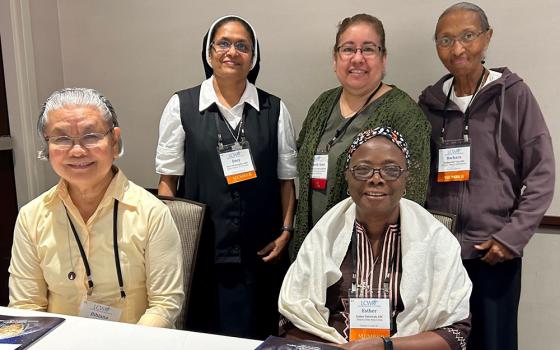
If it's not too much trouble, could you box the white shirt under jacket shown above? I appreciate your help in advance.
[279,197,472,344]
[156,76,298,179]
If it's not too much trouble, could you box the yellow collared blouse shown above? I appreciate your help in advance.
[8,169,184,328]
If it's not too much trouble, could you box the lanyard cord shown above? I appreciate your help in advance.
[65,199,126,299]
[66,209,94,293]
[351,222,398,298]
[441,68,487,143]
[325,82,383,152]
[113,201,126,298]
[215,105,248,150]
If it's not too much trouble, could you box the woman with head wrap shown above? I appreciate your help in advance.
[280,127,471,350]
[155,15,297,338]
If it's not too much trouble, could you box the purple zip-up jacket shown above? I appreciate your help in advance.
[419,67,555,259]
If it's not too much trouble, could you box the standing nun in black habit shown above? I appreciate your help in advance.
[155,15,298,338]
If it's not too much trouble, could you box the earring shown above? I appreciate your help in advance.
[403,189,407,197]
[346,189,350,196]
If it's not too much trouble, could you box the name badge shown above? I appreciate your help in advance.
[437,143,471,182]
[349,297,391,340]
[79,300,122,322]
[310,154,328,190]
[218,141,257,185]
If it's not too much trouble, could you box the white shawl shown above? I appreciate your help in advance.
[279,198,471,344]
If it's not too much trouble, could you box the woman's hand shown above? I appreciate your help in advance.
[338,338,384,350]
[257,231,291,262]
[475,238,515,265]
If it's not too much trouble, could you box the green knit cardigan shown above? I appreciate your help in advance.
[290,86,431,260]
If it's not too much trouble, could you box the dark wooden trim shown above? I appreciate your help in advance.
[540,216,560,228]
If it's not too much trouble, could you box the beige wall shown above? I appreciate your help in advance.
[29,0,63,187]
[519,229,560,349]
[1,1,559,347]
[47,0,560,206]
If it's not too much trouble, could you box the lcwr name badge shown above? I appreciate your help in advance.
[349,297,391,340]
[218,141,257,185]
[79,300,122,322]
[437,143,471,182]
[310,154,328,190]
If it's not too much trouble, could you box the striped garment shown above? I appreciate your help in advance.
[354,221,400,308]
[326,221,469,349]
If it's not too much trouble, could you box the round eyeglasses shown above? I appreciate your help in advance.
[349,164,407,181]
[435,30,487,48]
[211,40,252,54]
[45,128,113,150]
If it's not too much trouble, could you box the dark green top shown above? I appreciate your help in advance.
[310,95,384,226]
[290,86,431,260]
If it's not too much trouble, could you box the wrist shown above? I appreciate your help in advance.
[280,225,293,240]
[381,336,393,350]
[280,225,294,234]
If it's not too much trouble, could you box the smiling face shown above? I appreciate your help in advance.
[435,9,492,77]
[334,22,386,96]
[45,105,120,192]
[209,20,254,82]
[345,137,407,223]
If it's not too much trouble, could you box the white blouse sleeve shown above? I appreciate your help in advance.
[155,95,186,176]
[277,100,298,180]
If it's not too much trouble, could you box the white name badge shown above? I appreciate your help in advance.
[310,154,328,190]
[349,297,391,340]
[218,141,257,185]
[437,144,471,182]
[79,300,122,322]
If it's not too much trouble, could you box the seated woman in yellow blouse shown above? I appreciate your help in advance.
[8,88,184,328]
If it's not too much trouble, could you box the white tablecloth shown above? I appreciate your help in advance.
[0,306,262,349]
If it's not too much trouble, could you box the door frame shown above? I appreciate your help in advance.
[0,0,47,207]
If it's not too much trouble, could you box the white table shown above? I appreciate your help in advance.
[0,307,262,349]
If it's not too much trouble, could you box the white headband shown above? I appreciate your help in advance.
[205,15,259,70]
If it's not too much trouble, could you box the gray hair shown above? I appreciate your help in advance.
[37,88,123,160]
[436,2,491,37]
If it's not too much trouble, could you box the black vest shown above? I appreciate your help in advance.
[176,85,282,264]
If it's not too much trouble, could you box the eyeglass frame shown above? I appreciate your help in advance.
[348,164,407,181]
[434,30,488,48]
[336,44,384,58]
[44,128,114,150]
[210,40,253,54]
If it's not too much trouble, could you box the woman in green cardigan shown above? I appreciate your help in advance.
[291,14,431,258]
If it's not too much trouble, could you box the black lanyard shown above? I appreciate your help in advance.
[215,105,248,151]
[65,199,126,299]
[440,68,486,143]
[325,82,383,152]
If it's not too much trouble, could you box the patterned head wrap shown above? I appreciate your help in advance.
[345,126,411,169]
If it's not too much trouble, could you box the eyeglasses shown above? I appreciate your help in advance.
[435,31,486,48]
[211,40,252,54]
[337,44,384,58]
[349,164,407,181]
[45,128,113,150]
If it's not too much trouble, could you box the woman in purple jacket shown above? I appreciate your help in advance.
[418,2,555,350]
